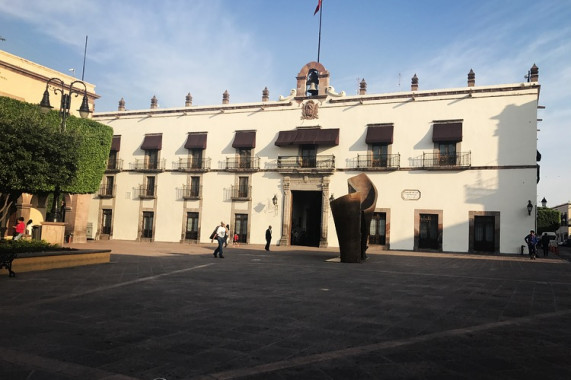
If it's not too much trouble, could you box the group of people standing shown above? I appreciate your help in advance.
[524,230,552,260]
[211,222,273,257]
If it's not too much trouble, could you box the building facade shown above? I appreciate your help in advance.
[90,62,541,254]
[552,202,570,243]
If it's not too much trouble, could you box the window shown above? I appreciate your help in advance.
[102,209,112,235]
[474,216,495,252]
[417,213,441,250]
[185,212,199,240]
[238,149,252,168]
[300,145,316,168]
[190,176,200,197]
[369,212,386,245]
[438,142,457,166]
[238,177,249,198]
[234,213,248,243]
[107,150,118,170]
[104,176,114,196]
[145,176,155,197]
[190,149,203,169]
[142,211,154,238]
[146,149,159,170]
[371,144,388,167]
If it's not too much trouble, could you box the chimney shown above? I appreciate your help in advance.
[150,95,158,109]
[467,69,475,87]
[185,93,193,107]
[359,78,367,95]
[118,98,125,111]
[222,90,229,104]
[262,87,269,102]
[411,74,418,91]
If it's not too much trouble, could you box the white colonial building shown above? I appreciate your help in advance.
[89,62,541,254]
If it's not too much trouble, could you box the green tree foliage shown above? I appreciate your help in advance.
[537,208,560,234]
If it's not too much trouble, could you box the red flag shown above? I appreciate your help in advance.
[314,0,322,15]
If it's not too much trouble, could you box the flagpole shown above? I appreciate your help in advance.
[317,0,323,62]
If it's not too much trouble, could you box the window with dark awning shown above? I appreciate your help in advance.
[232,131,256,149]
[432,123,462,142]
[184,133,207,149]
[141,134,162,150]
[275,128,339,146]
[110,135,121,151]
[366,125,394,144]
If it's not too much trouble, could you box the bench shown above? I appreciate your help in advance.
[0,252,16,277]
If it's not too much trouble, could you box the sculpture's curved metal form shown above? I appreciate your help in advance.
[330,173,378,263]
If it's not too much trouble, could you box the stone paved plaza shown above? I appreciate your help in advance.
[1,241,571,379]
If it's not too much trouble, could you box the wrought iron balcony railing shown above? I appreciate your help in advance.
[130,159,166,172]
[105,159,123,172]
[225,156,260,171]
[277,155,335,170]
[230,185,251,200]
[137,185,157,199]
[353,154,400,170]
[182,185,202,200]
[173,157,211,171]
[98,185,115,198]
[422,152,471,169]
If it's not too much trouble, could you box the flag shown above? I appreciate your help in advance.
[314,0,322,15]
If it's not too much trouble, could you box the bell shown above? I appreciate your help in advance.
[307,82,318,96]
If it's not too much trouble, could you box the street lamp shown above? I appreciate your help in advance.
[527,200,533,216]
[39,77,91,221]
[541,197,547,208]
[40,77,91,131]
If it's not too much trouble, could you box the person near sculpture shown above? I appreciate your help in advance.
[212,221,228,258]
[265,225,272,251]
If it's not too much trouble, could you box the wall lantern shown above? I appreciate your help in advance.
[329,194,335,202]
[272,194,278,206]
[541,197,547,208]
[527,200,533,216]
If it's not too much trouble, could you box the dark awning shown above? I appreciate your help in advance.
[184,133,207,149]
[432,123,462,142]
[275,128,339,146]
[365,125,393,144]
[141,134,162,150]
[110,135,121,151]
[232,131,256,149]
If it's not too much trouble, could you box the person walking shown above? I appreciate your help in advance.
[13,217,25,240]
[265,225,272,251]
[540,233,550,257]
[212,221,227,258]
[524,230,538,260]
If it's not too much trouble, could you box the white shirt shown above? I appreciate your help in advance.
[216,225,226,238]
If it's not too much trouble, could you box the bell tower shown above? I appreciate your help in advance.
[296,61,330,97]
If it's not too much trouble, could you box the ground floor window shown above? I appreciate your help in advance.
[415,209,443,251]
[102,209,112,235]
[185,212,199,240]
[369,212,386,245]
[234,213,248,243]
[469,211,500,253]
[142,211,154,239]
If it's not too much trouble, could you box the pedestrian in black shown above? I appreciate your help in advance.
[540,233,549,257]
[524,230,538,260]
[265,225,272,251]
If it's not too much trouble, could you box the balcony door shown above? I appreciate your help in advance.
[300,145,316,168]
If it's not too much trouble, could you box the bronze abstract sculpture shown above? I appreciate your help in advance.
[330,173,378,263]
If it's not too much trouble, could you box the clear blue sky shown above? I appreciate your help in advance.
[1,0,570,206]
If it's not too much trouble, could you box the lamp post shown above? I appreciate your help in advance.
[541,197,547,208]
[39,78,91,221]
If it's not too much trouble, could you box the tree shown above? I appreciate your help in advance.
[537,208,560,235]
[0,96,112,232]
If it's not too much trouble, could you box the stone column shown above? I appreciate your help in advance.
[279,177,291,246]
[66,194,92,243]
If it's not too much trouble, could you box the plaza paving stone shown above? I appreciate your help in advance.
[1,240,571,379]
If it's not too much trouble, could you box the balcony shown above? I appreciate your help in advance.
[98,185,115,198]
[105,159,123,173]
[422,152,471,169]
[182,185,202,200]
[173,157,211,172]
[352,154,400,170]
[130,159,166,172]
[225,156,260,172]
[137,185,157,199]
[230,185,251,201]
[276,155,335,174]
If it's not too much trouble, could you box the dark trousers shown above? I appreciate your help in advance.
[528,244,536,258]
[265,239,271,251]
